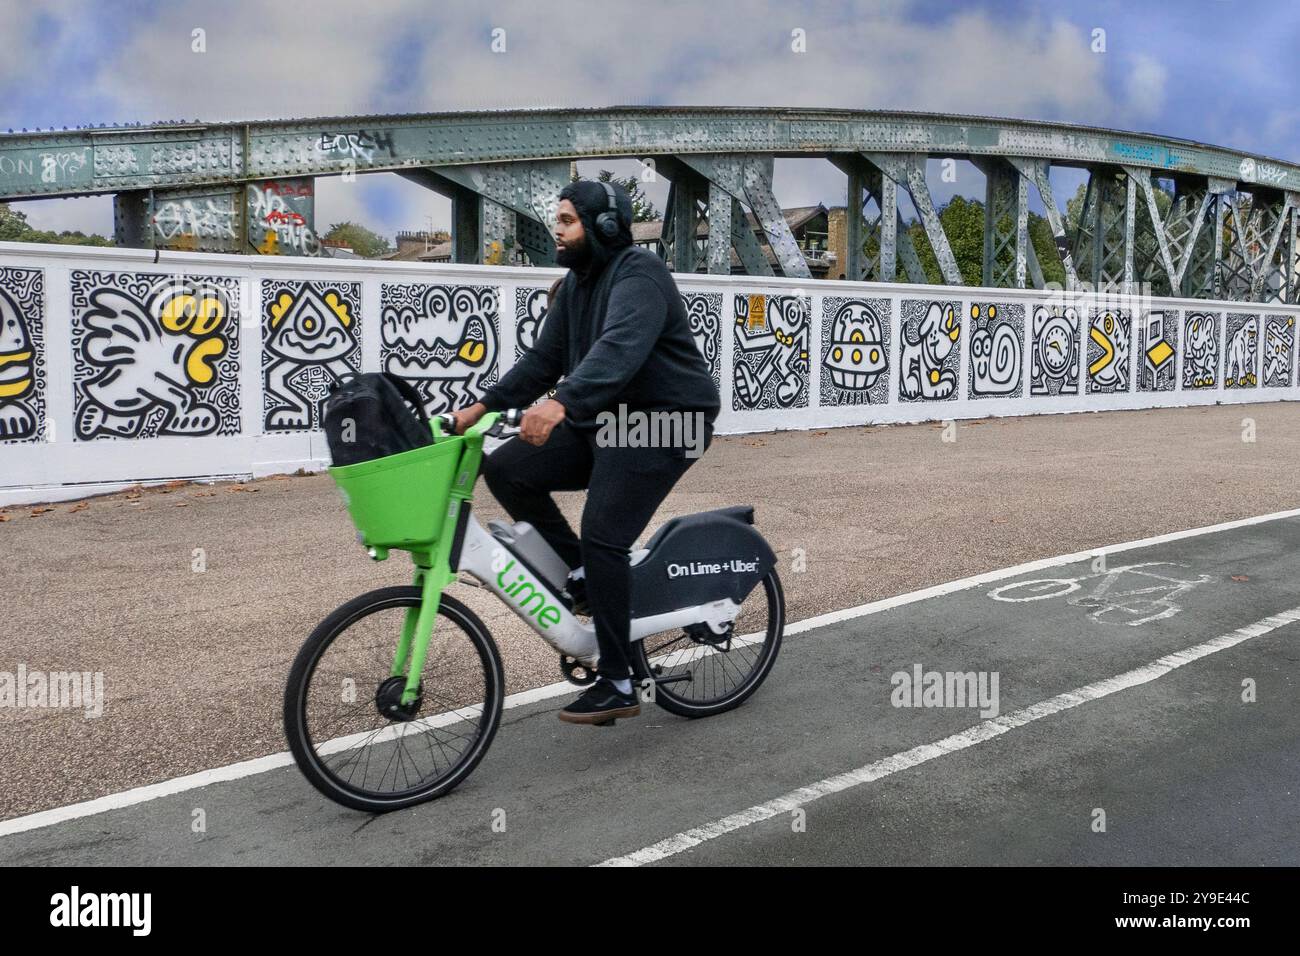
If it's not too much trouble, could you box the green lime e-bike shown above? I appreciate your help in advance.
[283,409,785,813]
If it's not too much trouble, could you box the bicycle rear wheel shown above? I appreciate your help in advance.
[284,586,504,813]
[633,570,784,718]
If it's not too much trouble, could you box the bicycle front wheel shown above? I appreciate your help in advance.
[634,570,784,718]
[284,586,504,813]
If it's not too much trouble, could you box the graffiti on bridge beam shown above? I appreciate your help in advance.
[70,270,242,440]
[153,196,239,243]
[315,130,397,163]
[247,179,319,256]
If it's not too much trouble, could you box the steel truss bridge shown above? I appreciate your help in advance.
[2,106,1297,303]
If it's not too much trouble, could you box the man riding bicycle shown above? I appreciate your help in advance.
[451,178,721,725]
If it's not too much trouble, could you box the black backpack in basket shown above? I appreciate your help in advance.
[322,372,433,467]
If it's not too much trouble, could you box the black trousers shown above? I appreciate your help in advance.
[482,420,711,680]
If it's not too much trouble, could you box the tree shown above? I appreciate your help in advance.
[0,202,113,247]
[860,196,1065,287]
[570,168,659,222]
[322,221,393,258]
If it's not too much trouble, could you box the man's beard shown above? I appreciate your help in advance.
[556,234,592,269]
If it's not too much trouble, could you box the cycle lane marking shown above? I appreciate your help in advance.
[597,605,1300,866]
[3,504,1299,841]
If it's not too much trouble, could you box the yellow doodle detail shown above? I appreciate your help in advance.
[185,337,226,385]
[1089,324,1115,376]
[161,294,225,336]
[269,292,295,328]
[458,340,486,364]
[323,291,352,327]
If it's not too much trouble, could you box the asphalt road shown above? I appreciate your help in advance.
[7,401,1300,822]
[2,513,1296,865]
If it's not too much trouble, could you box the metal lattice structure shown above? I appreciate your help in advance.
[2,106,1298,302]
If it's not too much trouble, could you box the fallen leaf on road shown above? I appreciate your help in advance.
[30,507,52,517]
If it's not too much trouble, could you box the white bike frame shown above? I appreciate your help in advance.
[454,512,742,669]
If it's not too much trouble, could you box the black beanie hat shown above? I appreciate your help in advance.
[558,179,634,277]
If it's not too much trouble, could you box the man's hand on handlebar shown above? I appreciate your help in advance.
[520,398,566,446]
[450,402,487,435]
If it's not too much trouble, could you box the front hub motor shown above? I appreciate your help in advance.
[374,676,423,722]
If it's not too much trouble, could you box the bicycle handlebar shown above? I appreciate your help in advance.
[435,408,523,440]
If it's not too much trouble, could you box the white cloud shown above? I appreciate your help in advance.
[0,1,1194,233]
[1121,53,1168,121]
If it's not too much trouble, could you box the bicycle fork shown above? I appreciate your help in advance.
[389,468,478,707]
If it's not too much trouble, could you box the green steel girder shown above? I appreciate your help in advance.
[399,160,567,266]
[673,153,810,278]
[6,105,1300,301]
[830,153,901,283]
[4,107,1298,202]
[1006,157,1081,291]
[864,152,962,285]
[972,157,1028,288]
[1071,168,1130,292]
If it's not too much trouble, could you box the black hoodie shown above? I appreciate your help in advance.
[480,180,720,430]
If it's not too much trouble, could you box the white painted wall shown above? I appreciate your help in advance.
[2,239,1297,506]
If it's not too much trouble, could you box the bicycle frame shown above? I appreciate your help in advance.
[385,412,741,706]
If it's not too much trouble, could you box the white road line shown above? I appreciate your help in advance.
[3,505,1300,840]
[598,606,1300,866]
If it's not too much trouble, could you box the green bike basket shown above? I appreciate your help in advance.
[328,436,465,549]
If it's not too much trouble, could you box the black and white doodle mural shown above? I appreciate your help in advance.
[70,270,241,440]
[514,286,551,361]
[821,297,890,406]
[1182,311,1221,389]
[262,280,362,431]
[683,292,722,389]
[1030,305,1082,396]
[0,267,45,443]
[1223,313,1259,389]
[1135,310,1179,392]
[733,293,810,410]
[1261,315,1295,388]
[513,285,560,399]
[1086,309,1132,394]
[898,299,960,402]
[381,283,498,413]
[966,302,1023,400]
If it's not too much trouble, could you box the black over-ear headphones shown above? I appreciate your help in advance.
[594,180,622,239]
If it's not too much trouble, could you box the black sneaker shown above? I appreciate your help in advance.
[563,574,590,616]
[558,677,640,725]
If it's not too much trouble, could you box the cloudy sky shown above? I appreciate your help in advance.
[2,0,1296,241]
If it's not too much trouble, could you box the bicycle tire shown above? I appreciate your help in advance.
[284,586,504,813]
[634,570,784,719]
